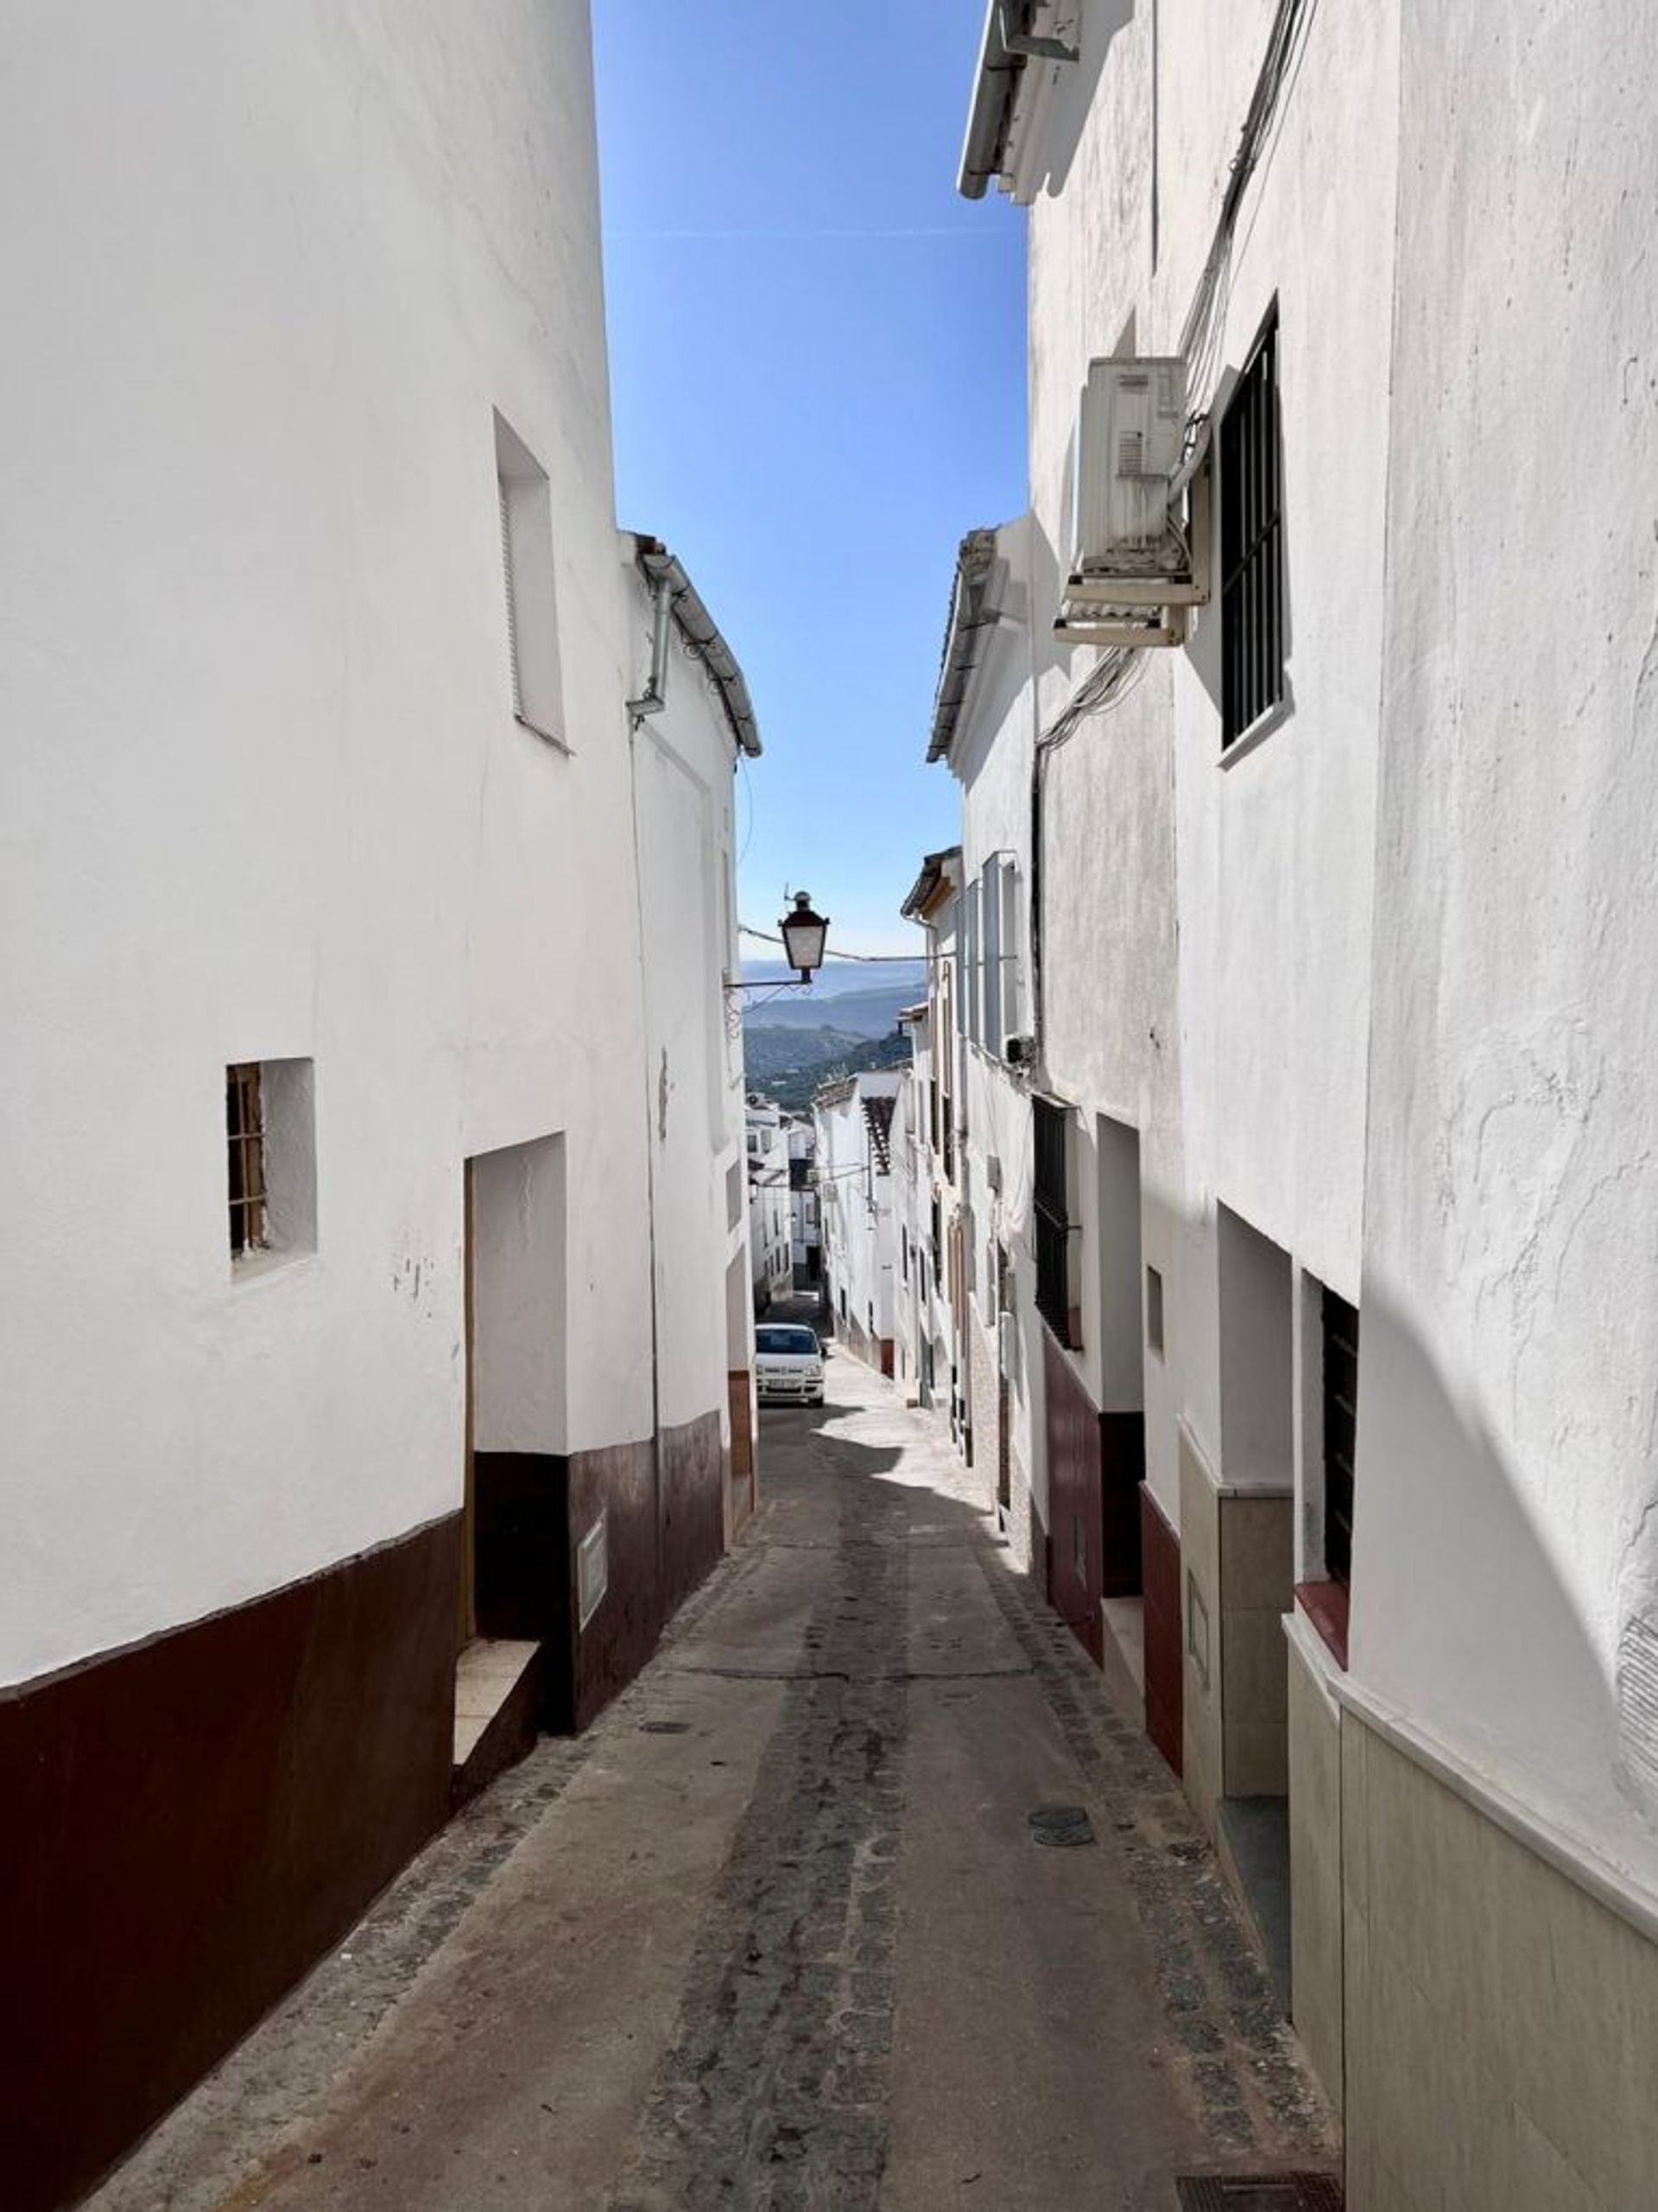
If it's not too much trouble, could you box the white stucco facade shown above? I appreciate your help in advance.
[940,2,1658,2200]
[746,1100,794,1310]
[0,12,762,2195]
[624,540,752,1442]
[0,0,665,1689]
[815,1071,904,1375]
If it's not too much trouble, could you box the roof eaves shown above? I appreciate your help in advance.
[631,536,763,758]
[927,530,1002,765]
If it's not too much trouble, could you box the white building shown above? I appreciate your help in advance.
[745,1097,794,1311]
[786,1116,821,1286]
[0,10,756,2206]
[941,2,1658,2205]
[895,852,973,1449]
[815,1070,905,1376]
[626,536,764,1558]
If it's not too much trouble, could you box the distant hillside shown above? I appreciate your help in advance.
[742,979,921,1037]
[744,1022,910,1113]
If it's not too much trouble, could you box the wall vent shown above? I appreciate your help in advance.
[1175,2179,1344,2211]
[577,1512,609,1630]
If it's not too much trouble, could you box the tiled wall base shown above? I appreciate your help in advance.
[1286,1626,1343,2114]
[1343,1713,1658,2210]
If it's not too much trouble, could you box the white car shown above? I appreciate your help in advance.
[755,1323,826,1407]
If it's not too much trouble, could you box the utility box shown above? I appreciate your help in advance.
[1073,356,1187,576]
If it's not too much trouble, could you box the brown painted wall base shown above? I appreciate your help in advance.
[569,1408,725,1733]
[727,1367,756,1538]
[1141,1484,1184,1775]
[1042,1328,1148,1664]
[1043,1328,1104,1660]
[0,1517,460,2212]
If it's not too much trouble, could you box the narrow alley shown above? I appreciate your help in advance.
[99,1357,1332,2212]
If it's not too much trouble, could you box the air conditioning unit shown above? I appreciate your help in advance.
[1004,1034,1037,1066]
[1073,358,1187,576]
[1059,356,1211,648]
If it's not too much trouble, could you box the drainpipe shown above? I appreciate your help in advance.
[627,567,674,721]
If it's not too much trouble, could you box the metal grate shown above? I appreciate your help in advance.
[1219,308,1284,747]
[1321,1286,1359,1584]
[1032,1094,1073,1345]
[226,1062,267,1256]
[1176,2177,1343,2211]
[498,473,523,719]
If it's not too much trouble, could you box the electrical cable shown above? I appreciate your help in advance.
[737,924,923,964]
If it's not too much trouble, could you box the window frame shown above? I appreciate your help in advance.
[1032,1094,1075,1347]
[226,1062,267,1256]
[1219,305,1285,750]
[1321,1284,1359,1586]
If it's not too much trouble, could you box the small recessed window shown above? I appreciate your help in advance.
[493,411,565,749]
[1146,1264,1165,1356]
[226,1058,316,1269]
[226,1063,267,1256]
[1322,1286,1360,1585]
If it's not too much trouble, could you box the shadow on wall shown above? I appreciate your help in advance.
[1027,0,1136,201]
[1352,1290,1658,1870]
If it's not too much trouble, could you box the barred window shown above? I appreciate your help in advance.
[1033,1095,1074,1347]
[1322,1286,1359,1585]
[1220,308,1284,747]
[226,1063,267,1256]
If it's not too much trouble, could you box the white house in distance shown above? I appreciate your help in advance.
[895,851,972,1453]
[0,10,758,2209]
[815,1070,904,1376]
[941,2,1658,2207]
[746,1097,794,1312]
[786,1115,820,1287]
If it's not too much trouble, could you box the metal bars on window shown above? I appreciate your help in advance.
[498,474,524,720]
[1032,1094,1073,1346]
[226,1062,267,1255]
[1321,1285,1359,1585]
[1219,311,1284,747]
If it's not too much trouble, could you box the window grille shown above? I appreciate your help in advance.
[498,475,524,721]
[226,1062,267,1255]
[1220,310,1284,747]
[1322,1286,1359,1584]
[1033,1095,1074,1345]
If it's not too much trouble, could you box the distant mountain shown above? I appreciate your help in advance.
[741,979,921,1037]
[739,955,925,1007]
[744,1022,911,1114]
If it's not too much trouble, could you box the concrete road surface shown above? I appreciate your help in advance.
[94,1357,1333,2212]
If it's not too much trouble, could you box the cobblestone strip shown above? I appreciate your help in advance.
[607,1480,912,2212]
[970,1537,1333,2161]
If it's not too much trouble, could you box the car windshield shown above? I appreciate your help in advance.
[756,1327,818,1356]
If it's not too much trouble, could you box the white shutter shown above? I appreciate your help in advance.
[983,859,1003,1054]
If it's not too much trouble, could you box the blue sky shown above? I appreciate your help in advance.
[592,3,1028,957]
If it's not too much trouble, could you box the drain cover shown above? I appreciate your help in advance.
[1175,2178,1343,2211]
[639,1721,691,1735]
[1027,1804,1096,1848]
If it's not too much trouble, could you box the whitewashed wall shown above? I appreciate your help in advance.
[625,549,748,1436]
[1025,0,1396,1522]
[1355,0,1658,1887]
[0,0,655,1687]
[816,1074,904,1355]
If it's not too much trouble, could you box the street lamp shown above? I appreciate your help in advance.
[726,889,832,994]
[779,891,829,981]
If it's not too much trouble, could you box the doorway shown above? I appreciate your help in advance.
[455,1134,567,1785]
